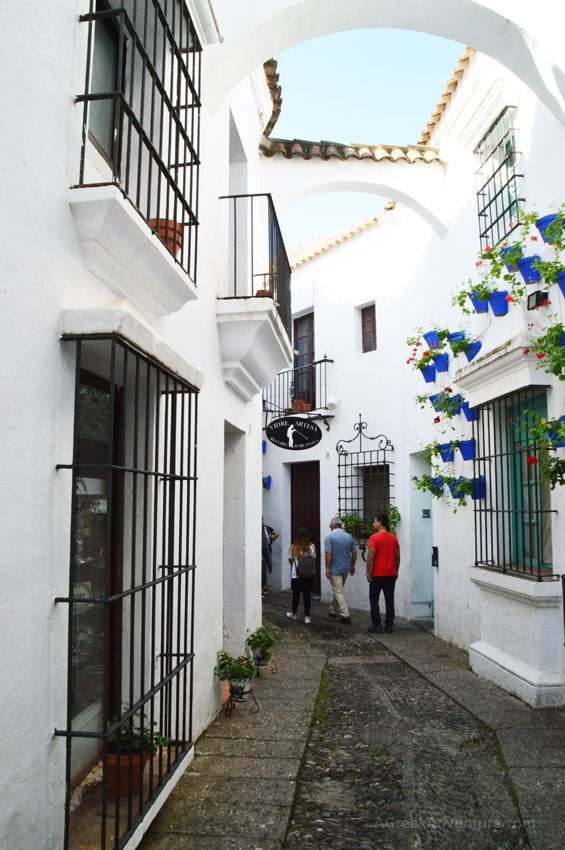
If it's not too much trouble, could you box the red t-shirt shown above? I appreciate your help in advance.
[367,530,399,577]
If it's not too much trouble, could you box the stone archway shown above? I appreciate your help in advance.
[205,1,565,127]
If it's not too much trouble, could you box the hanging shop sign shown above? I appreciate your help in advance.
[266,416,323,450]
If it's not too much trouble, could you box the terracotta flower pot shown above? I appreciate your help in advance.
[292,399,312,413]
[149,218,183,257]
[106,750,150,797]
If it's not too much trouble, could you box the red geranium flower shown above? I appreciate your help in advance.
[523,348,531,355]
[433,416,441,424]
[536,352,546,359]
[505,294,514,302]
[527,455,539,465]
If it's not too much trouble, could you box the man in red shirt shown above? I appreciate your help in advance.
[366,513,400,634]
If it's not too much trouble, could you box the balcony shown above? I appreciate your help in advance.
[262,357,335,423]
[216,194,293,401]
[70,1,201,320]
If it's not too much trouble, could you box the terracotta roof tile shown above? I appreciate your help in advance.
[260,137,442,163]
[418,47,475,144]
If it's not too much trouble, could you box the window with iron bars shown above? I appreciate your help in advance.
[56,335,198,850]
[473,387,555,580]
[76,0,202,281]
[475,107,524,250]
[336,417,394,543]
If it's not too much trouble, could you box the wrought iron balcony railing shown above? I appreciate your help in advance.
[263,357,334,418]
[76,0,201,281]
[220,193,292,336]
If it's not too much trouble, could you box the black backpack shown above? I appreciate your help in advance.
[297,550,316,578]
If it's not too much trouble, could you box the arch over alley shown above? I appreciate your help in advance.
[205,0,565,127]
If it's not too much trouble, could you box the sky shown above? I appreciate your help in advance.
[272,30,465,249]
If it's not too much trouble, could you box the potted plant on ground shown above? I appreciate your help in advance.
[246,624,278,669]
[214,650,256,696]
[106,710,170,797]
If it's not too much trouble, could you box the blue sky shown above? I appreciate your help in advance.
[272,30,464,249]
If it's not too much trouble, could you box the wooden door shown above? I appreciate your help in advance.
[290,461,321,594]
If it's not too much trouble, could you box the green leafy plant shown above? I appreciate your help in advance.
[521,411,565,489]
[423,439,460,464]
[411,474,445,498]
[214,650,255,682]
[107,710,170,755]
[523,320,565,380]
[340,512,373,539]
[246,624,278,662]
[386,504,401,534]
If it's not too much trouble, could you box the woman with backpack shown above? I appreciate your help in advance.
[286,526,316,624]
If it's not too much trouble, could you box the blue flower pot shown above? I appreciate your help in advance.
[448,331,466,345]
[448,477,468,500]
[431,476,444,496]
[450,394,464,415]
[517,255,541,283]
[472,475,486,500]
[429,393,442,411]
[535,214,564,244]
[432,352,449,372]
[464,341,482,362]
[421,363,436,383]
[439,443,455,462]
[558,270,565,299]
[461,401,480,422]
[488,290,509,316]
[469,292,489,313]
[500,244,522,271]
[458,439,475,461]
[422,330,440,349]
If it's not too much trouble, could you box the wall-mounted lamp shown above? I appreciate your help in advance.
[327,397,339,412]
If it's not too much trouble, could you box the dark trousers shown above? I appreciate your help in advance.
[369,576,397,627]
[291,576,313,616]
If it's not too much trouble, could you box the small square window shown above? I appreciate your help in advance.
[361,305,376,353]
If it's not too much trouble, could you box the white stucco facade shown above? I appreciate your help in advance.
[2,2,565,849]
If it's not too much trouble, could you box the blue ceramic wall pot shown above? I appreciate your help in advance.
[517,255,541,283]
[469,292,489,313]
[535,214,564,244]
[557,270,565,299]
[439,443,455,462]
[458,439,475,461]
[488,290,509,316]
[464,341,482,362]
[421,364,436,383]
[461,401,480,422]
[432,352,449,372]
[422,330,440,348]
[500,244,522,271]
[472,475,486,500]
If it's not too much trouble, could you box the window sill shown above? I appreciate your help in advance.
[69,185,197,322]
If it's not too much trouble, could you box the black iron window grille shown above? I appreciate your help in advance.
[262,357,334,419]
[56,334,198,850]
[220,193,292,336]
[336,415,394,552]
[475,107,524,250]
[473,387,555,580]
[76,0,202,281]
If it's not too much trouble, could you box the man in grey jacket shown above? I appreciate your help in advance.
[324,517,357,624]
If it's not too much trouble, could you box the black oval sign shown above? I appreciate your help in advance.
[266,416,323,450]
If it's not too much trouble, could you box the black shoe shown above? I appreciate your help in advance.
[367,624,383,634]
[328,611,338,618]
[340,616,351,624]
[384,624,393,633]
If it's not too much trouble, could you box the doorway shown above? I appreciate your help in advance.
[290,461,321,594]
